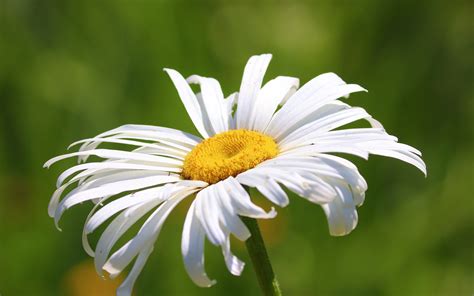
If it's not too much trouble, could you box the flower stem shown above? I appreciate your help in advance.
[241,216,282,296]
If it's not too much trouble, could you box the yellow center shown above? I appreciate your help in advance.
[182,129,279,184]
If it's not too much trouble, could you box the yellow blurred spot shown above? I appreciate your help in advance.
[63,260,124,296]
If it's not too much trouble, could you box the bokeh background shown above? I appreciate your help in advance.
[1,0,473,295]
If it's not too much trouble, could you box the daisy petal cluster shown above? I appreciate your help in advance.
[45,54,426,295]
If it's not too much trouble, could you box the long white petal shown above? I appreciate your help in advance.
[214,183,251,240]
[194,187,226,245]
[251,76,299,132]
[85,186,169,234]
[368,148,427,175]
[235,54,272,129]
[193,183,246,277]
[78,134,195,158]
[56,162,181,188]
[321,182,358,236]
[44,149,183,168]
[182,202,216,287]
[54,174,180,226]
[236,173,289,207]
[76,124,200,162]
[242,167,336,204]
[221,233,245,276]
[116,243,154,296]
[225,177,276,219]
[89,183,203,262]
[103,188,197,277]
[188,75,229,133]
[265,72,346,136]
[279,107,373,149]
[94,200,161,275]
[164,68,211,138]
[70,137,186,159]
[268,84,367,140]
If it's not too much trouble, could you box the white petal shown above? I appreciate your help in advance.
[221,234,245,276]
[279,107,373,149]
[103,188,197,277]
[82,194,119,256]
[281,144,370,160]
[236,173,289,207]
[214,183,251,240]
[78,133,195,157]
[94,200,161,275]
[225,92,238,129]
[76,124,200,162]
[251,76,299,132]
[70,137,186,159]
[85,185,168,234]
[368,148,427,175]
[268,84,367,140]
[235,54,272,129]
[194,187,226,245]
[164,68,211,138]
[321,182,358,236]
[188,75,229,133]
[80,124,201,145]
[182,202,216,287]
[265,72,346,136]
[192,183,246,276]
[243,167,336,204]
[116,243,154,296]
[44,149,183,168]
[56,162,181,188]
[260,155,367,195]
[90,179,204,275]
[224,177,276,219]
[54,174,180,227]
[282,127,426,175]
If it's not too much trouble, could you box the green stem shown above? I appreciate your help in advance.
[241,216,282,296]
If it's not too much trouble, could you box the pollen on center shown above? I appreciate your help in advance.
[182,129,279,184]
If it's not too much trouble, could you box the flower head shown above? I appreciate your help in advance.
[45,54,426,295]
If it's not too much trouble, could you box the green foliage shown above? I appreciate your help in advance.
[0,0,472,295]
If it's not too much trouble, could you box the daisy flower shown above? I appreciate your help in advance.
[45,54,426,295]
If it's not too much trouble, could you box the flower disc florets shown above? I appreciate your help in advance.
[182,129,278,184]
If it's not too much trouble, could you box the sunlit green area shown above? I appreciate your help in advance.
[1,0,472,295]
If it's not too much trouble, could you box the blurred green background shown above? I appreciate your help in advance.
[1,0,473,295]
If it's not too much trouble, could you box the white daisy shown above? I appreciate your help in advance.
[45,54,426,295]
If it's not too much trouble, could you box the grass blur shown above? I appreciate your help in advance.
[0,0,472,295]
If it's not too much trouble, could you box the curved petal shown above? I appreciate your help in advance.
[235,54,272,129]
[182,201,216,287]
[53,174,181,227]
[56,162,181,188]
[221,233,245,276]
[194,187,226,246]
[188,75,229,134]
[116,242,154,296]
[236,173,289,207]
[69,137,187,159]
[265,71,367,139]
[225,177,277,219]
[279,107,374,149]
[251,76,299,132]
[164,68,211,138]
[76,124,200,162]
[44,149,183,168]
[321,182,358,236]
[103,188,198,277]
[94,200,160,275]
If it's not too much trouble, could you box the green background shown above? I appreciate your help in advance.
[1,0,472,295]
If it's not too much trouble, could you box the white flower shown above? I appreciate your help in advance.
[45,54,426,295]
